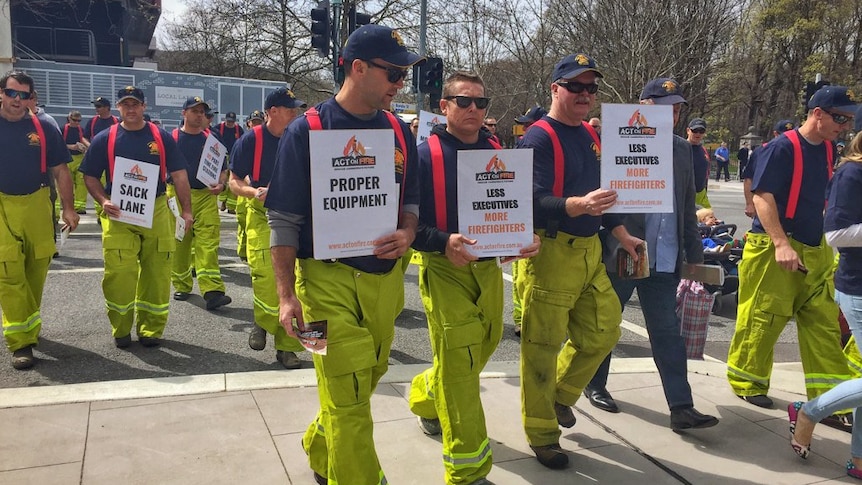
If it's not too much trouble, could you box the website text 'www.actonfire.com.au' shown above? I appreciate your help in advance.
[328,239,374,251]
[618,199,662,206]
[472,242,522,251]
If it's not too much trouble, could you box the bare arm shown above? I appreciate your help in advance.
[753,191,798,271]
[272,244,301,338]
[743,178,755,218]
[51,164,80,230]
[168,169,195,233]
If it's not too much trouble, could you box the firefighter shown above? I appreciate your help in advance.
[229,89,306,369]
[0,71,79,369]
[80,86,194,347]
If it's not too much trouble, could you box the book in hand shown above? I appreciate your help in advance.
[617,241,649,279]
[293,319,328,355]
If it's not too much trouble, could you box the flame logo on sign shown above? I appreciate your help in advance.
[628,110,648,128]
[485,154,506,173]
[343,136,367,157]
[130,164,144,176]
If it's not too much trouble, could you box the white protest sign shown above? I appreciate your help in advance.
[310,129,399,259]
[196,135,227,187]
[417,110,446,146]
[457,149,533,257]
[601,104,674,213]
[110,156,159,228]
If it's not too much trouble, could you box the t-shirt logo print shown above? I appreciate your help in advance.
[27,132,41,146]
[148,141,160,156]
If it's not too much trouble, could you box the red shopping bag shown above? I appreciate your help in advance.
[676,279,715,360]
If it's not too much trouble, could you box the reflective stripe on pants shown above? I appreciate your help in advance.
[0,187,54,351]
[727,232,851,399]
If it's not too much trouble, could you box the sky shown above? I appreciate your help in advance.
[154,0,186,41]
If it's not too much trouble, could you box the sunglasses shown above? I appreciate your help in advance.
[485,122,497,126]
[365,60,409,83]
[70,118,82,122]
[2,88,33,100]
[822,109,853,125]
[444,96,490,109]
[556,81,599,94]
[691,128,705,134]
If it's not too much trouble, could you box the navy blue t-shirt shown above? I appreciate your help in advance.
[230,125,279,187]
[265,98,420,274]
[172,130,226,190]
[84,115,119,140]
[691,144,709,192]
[217,122,244,153]
[63,123,86,155]
[0,114,71,195]
[80,123,187,197]
[826,162,862,296]
[413,125,501,254]
[750,130,831,246]
[517,116,607,237]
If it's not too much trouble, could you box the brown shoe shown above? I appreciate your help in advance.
[11,345,35,370]
[530,443,569,469]
[554,402,576,428]
[276,350,301,369]
[248,323,266,351]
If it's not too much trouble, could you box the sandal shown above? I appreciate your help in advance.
[847,460,862,480]
[787,401,811,459]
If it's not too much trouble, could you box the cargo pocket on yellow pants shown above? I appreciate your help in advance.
[749,292,793,341]
[523,287,575,347]
[0,243,22,281]
[569,276,621,352]
[442,320,485,378]
[102,233,137,266]
[322,333,378,406]
[158,236,175,261]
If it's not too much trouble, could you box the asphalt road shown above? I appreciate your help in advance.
[0,180,802,388]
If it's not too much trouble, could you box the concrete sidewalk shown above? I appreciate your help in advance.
[0,359,855,485]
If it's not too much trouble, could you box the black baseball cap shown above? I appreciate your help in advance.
[265,87,307,110]
[183,96,210,111]
[552,53,603,82]
[117,86,145,104]
[688,118,707,131]
[92,96,111,107]
[773,119,795,133]
[248,110,264,121]
[640,78,687,105]
[807,85,861,114]
[341,25,425,68]
[225,112,237,121]
[516,106,547,124]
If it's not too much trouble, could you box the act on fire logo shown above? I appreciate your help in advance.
[475,154,515,181]
[618,109,657,136]
[332,135,376,168]
[123,164,148,182]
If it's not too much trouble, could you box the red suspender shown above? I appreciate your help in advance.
[428,134,503,231]
[428,135,447,230]
[63,124,69,140]
[172,128,179,142]
[108,122,167,184]
[235,125,240,139]
[532,120,564,197]
[782,129,834,219]
[31,115,47,174]
[219,124,224,137]
[582,121,601,150]
[252,125,264,183]
[304,108,409,214]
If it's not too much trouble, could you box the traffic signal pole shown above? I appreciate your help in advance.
[416,0,427,111]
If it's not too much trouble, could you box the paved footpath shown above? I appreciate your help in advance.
[0,359,855,484]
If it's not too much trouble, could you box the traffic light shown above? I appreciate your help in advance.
[348,5,372,34]
[310,1,330,58]
[417,57,443,95]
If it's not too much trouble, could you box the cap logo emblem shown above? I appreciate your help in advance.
[847,89,858,102]
[785,123,793,130]
[194,97,201,102]
[125,86,135,93]
[575,54,590,66]
[286,89,296,99]
[391,30,405,47]
[662,80,677,93]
